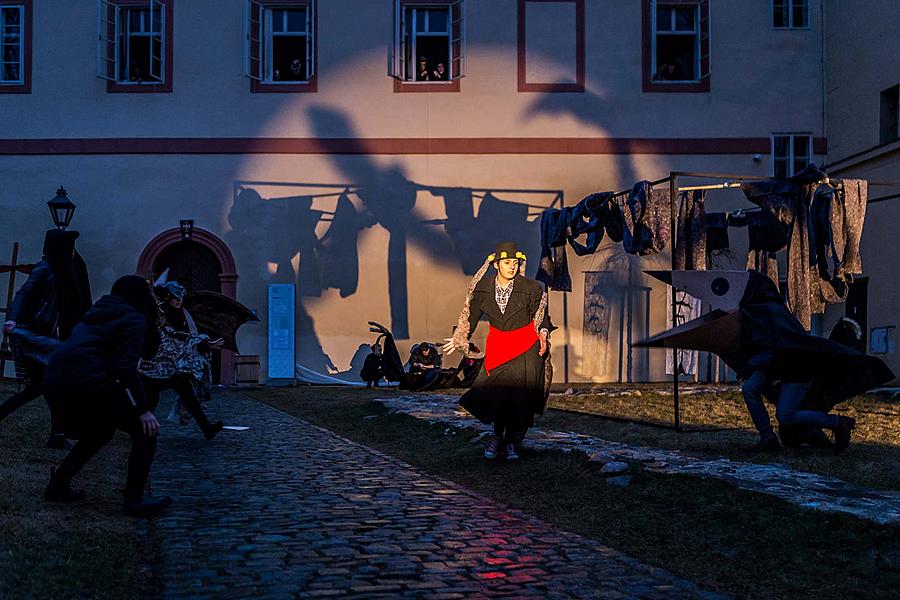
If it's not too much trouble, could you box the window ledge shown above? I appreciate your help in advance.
[643,78,710,94]
[393,79,460,93]
[107,80,173,93]
[0,82,30,94]
[252,77,318,93]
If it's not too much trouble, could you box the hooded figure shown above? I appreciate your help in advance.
[444,242,552,461]
[0,229,93,448]
[42,275,172,517]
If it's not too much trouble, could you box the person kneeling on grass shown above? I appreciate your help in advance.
[740,350,854,454]
[42,275,172,517]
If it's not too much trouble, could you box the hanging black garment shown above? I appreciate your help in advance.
[566,198,604,256]
[674,190,707,270]
[585,192,623,242]
[537,209,572,291]
[623,181,670,256]
[704,212,730,254]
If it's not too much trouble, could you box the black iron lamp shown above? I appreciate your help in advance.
[47,186,76,230]
[180,219,194,241]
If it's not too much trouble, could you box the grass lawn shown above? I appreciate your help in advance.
[251,385,900,600]
[0,382,160,600]
[545,385,900,490]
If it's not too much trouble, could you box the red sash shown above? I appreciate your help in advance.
[484,324,539,375]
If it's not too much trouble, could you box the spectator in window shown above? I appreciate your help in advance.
[432,62,446,81]
[129,61,143,83]
[416,56,430,81]
[287,58,304,81]
[273,69,281,81]
[654,61,684,81]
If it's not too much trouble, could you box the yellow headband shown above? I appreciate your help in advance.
[488,250,526,262]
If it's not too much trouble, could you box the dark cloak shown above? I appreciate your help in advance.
[728,272,893,411]
[458,274,551,432]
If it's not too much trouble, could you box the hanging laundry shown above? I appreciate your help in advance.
[567,196,605,256]
[704,212,730,255]
[536,244,572,292]
[585,192,624,242]
[537,208,572,292]
[746,249,779,287]
[674,190,707,270]
[623,181,670,255]
[839,179,867,275]
[742,165,827,330]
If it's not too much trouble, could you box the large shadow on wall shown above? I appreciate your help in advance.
[227,107,562,376]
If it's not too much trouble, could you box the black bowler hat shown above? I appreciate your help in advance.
[487,241,526,263]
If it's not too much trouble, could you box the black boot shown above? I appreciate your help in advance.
[833,416,856,454]
[744,435,782,453]
[204,420,224,441]
[44,469,86,502]
[123,495,173,517]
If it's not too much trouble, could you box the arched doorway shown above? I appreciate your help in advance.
[137,227,239,384]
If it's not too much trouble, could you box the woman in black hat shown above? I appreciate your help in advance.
[443,242,552,460]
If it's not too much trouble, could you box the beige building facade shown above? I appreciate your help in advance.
[1,1,895,382]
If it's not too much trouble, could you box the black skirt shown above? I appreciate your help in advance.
[459,340,547,433]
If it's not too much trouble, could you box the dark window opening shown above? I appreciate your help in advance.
[273,36,308,81]
[880,84,899,145]
[1,5,23,83]
[774,0,809,29]
[403,6,451,82]
[116,8,163,83]
[655,36,695,81]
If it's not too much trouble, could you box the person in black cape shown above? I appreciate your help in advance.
[443,242,552,460]
[42,275,172,517]
[1,229,92,448]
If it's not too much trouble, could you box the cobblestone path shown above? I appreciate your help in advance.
[143,391,723,599]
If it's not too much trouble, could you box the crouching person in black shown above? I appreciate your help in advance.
[43,275,172,517]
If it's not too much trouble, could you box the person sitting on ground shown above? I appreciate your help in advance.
[139,280,223,440]
[360,342,385,388]
[409,342,442,374]
[42,275,172,517]
[740,349,855,453]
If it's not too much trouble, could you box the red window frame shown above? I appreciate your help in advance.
[0,0,32,94]
[106,0,174,94]
[393,0,461,93]
[517,0,585,93]
[642,0,710,93]
[251,0,317,93]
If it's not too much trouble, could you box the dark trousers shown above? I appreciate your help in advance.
[142,374,212,433]
[0,358,63,435]
[52,387,156,502]
[493,421,527,446]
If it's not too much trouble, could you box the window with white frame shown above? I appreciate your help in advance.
[245,1,314,83]
[771,133,812,179]
[0,4,23,84]
[773,0,809,29]
[97,0,166,84]
[390,0,466,83]
[651,2,706,83]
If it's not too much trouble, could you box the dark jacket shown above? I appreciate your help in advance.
[8,261,58,336]
[44,295,151,415]
[467,274,551,335]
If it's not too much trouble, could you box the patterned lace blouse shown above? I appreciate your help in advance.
[495,277,514,314]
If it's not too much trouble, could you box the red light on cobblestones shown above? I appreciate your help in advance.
[477,571,508,580]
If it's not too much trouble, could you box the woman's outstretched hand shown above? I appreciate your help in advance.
[442,338,458,355]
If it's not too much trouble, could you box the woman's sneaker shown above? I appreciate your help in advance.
[505,443,520,461]
[483,435,501,459]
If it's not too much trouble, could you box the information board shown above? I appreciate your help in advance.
[267,283,296,381]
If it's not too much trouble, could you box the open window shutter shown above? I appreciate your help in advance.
[698,1,710,81]
[244,0,263,80]
[96,0,119,81]
[306,1,314,79]
[450,0,466,79]
[389,0,407,79]
[149,0,165,82]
